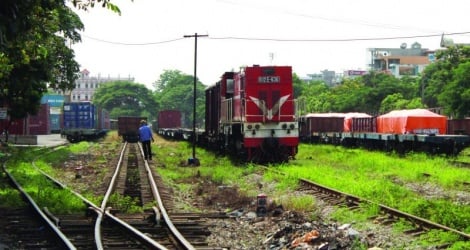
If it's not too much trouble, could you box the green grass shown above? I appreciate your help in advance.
[1,142,102,213]
[151,137,470,248]
[108,193,143,213]
[7,160,87,213]
[287,144,470,233]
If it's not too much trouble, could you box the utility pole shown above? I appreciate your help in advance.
[183,33,208,166]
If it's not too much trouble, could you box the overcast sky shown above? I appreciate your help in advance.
[71,0,470,89]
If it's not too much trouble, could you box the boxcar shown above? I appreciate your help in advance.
[299,113,345,143]
[117,116,147,143]
[447,119,470,135]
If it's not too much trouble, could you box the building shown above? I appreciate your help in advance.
[302,70,343,87]
[55,69,135,102]
[368,42,434,77]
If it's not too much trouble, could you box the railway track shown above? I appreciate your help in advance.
[2,143,226,249]
[297,177,470,248]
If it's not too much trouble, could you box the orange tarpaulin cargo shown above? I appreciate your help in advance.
[377,109,447,134]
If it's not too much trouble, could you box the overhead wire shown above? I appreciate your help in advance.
[80,33,186,45]
[80,31,470,46]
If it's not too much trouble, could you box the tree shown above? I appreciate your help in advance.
[380,93,425,114]
[92,81,158,120]
[296,70,425,115]
[154,70,206,127]
[439,61,470,118]
[329,77,369,113]
[0,1,83,121]
[292,73,304,99]
[299,80,332,113]
[421,45,470,118]
[71,0,122,14]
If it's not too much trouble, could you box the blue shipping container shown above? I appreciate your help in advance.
[50,114,61,133]
[63,102,96,129]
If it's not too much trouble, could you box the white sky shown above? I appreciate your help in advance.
[71,0,470,89]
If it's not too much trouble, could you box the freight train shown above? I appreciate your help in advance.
[156,65,300,163]
[117,116,147,143]
[299,109,470,155]
[61,102,110,142]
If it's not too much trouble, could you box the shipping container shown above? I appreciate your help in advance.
[27,103,50,135]
[157,110,182,129]
[97,108,110,130]
[50,113,61,133]
[63,102,96,129]
[0,118,25,135]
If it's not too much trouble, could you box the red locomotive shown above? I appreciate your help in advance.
[203,65,299,162]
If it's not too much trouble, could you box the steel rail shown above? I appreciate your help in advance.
[138,143,197,250]
[1,160,77,250]
[96,142,168,250]
[94,142,128,250]
[31,143,168,249]
[2,143,171,249]
[300,178,470,240]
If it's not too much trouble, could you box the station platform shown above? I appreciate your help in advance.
[1,134,68,147]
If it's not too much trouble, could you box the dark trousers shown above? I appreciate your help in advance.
[141,140,152,160]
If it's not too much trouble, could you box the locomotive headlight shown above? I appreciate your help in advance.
[255,124,260,130]
[247,124,253,130]
[282,124,287,130]
[289,123,295,130]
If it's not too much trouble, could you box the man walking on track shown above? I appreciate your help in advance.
[139,120,154,161]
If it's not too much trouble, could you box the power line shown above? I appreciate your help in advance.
[80,33,186,45]
[210,32,470,42]
[80,31,470,46]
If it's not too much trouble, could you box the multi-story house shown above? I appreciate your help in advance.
[368,42,434,77]
[55,69,135,102]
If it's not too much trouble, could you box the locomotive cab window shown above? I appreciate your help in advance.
[226,79,234,94]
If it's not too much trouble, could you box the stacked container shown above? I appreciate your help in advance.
[63,102,96,129]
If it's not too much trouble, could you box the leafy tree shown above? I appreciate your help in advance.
[299,80,332,113]
[380,93,425,113]
[0,1,84,122]
[292,73,304,98]
[421,45,470,118]
[71,0,122,14]
[329,77,369,113]
[296,70,426,115]
[439,61,470,118]
[154,70,206,127]
[92,81,158,120]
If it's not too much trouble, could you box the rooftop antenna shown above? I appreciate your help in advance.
[269,52,274,64]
